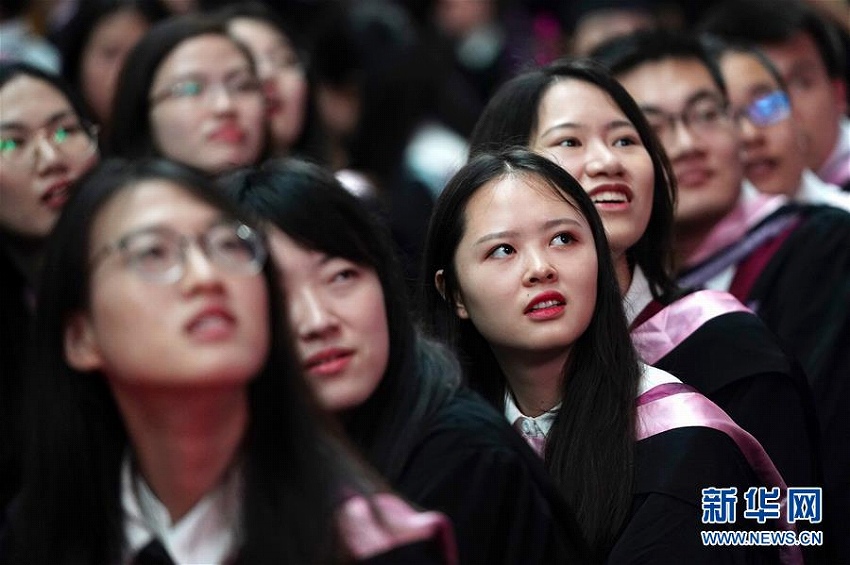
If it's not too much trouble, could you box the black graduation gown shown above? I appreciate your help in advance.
[393,389,591,565]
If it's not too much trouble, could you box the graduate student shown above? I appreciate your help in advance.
[0,158,455,564]
[465,58,820,492]
[593,30,850,562]
[422,148,797,563]
[107,15,267,175]
[221,158,589,565]
[0,62,99,519]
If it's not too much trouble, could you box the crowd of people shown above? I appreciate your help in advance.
[0,0,848,563]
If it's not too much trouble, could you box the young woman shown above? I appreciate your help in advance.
[216,1,329,164]
[0,158,454,564]
[107,15,267,175]
[421,148,798,563]
[221,158,589,565]
[0,62,99,517]
[464,58,821,492]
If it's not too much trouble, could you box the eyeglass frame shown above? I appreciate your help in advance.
[731,90,792,128]
[641,92,733,145]
[0,118,98,171]
[149,72,263,107]
[89,220,268,285]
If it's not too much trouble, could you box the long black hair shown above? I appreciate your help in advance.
[5,158,374,564]
[220,158,461,482]
[421,149,640,559]
[469,58,679,300]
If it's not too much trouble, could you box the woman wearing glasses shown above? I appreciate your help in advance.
[107,15,267,175]
[0,158,455,564]
[705,39,850,211]
[457,58,821,493]
[0,62,99,520]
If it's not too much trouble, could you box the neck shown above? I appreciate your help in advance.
[113,384,248,522]
[672,219,717,269]
[493,346,569,417]
[613,252,632,296]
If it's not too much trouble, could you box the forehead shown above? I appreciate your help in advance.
[0,75,74,126]
[229,18,290,51]
[720,52,780,98]
[617,57,722,111]
[92,179,220,244]
[760,31,826,76]
[153,33,250,83]
[538,78,629,125]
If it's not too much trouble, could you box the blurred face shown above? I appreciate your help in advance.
[451,174,598,360]
[269,230,389,412]
[618,58,742,232]
[228,18,308,154]
[720,52,806,197]
[0,76,98,239]
[80,8,149,124]
[67,181,269,388]
[531,79,655,260]
[149,34,265,174]
[760,32,847,172]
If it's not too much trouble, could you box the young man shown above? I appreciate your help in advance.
[594,30,850,563]
[699,0,850,191]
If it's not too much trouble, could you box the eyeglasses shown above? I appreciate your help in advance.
[150,73,263,107]
[91,221,267,285]
[643,95,731,145]
[733,90,791,128]
[0,120,97,171]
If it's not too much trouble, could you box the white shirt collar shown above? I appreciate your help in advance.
[637,362,681,396]
[622,266,653,327]
[121,457,242,564]
[796,169,850,212]
[503,390,560,437]
[817,116,850,187]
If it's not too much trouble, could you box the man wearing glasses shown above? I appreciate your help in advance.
[594,30,850,565]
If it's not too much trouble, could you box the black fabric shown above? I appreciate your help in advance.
[357,539,445,565]
[652,311,822,490]
[131,539,175,565]
[744,204,850,563]
[610,427,780,564]
[394,389,592,565]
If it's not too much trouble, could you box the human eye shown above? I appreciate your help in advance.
[124,233,178,274]
[0,135,25,155]
[689,100,727,126]
[51,122,84,144]
[229,74,261,94]
[170,79,204,98]
[613,134,640,147]
[331,267,359,283]
[488,244,515,259]
[550,232,575,247]
[555,137,581,148]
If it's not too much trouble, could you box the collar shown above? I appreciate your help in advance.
[684,181,786,269]
[503,390,560,437]
[121,456,242,564]
[637,362,682,396]
[796,169,850,212]
[622,266,653,327]
[817,116,850,187]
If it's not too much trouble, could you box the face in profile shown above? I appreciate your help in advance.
[64,180,270,388]
[0,75,98,239]
[448,173,598,359]
[617,58,742,232]
[148,34,266,174]
[269,229,389,411]
[530,78,655,260]
[720,51,806,197]
[227,17,308,153]
[80,7,150,125]
[760,32,847,173]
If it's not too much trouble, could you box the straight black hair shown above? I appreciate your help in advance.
[421,148,640,559]
[701,35,791,94]
[469,57,678,300]
[220,158,461,482]
[5,158,373,564]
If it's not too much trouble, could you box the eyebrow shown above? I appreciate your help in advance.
[639,88,724,115]
[538,119,635,139]
[474,217,585,246]
[0,110,76,133]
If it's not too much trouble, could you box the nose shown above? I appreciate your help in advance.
[180,243,224,293]
[522,249,558,286]
[210,83,236,113]
[292,287,337,340]
[33,134,63,173]
[737,115,763,147]
[585,140,625,177]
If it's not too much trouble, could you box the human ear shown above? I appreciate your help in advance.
[434,269,469,319]
[64,312,104,372]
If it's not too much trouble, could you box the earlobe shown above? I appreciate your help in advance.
[434,269,469,320]
[64,312,103,372]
